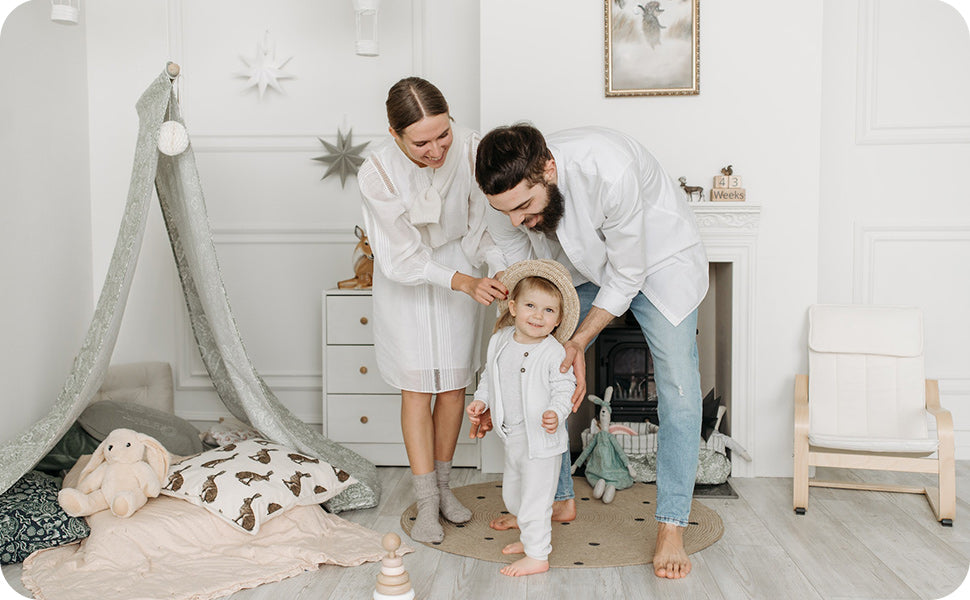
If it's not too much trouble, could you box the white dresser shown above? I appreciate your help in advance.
[322,289,480,467]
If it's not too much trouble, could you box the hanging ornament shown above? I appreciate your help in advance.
[236,29,294,100]
[157,89,189,157]
[158,121,189,156]
[313,128,370,188]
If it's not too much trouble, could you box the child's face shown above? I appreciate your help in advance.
[508,287,562,343]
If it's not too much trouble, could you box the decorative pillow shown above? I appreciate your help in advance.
[200,415,263,448]
[78,400,204,456]
[0,471,90,565]
[159,439,358,535]
[34,422,102,480]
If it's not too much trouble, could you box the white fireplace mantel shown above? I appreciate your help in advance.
[692,201,761,477]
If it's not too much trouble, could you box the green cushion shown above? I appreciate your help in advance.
[34,423,102,480]
[78,400,204,456]
[0,471,90,564]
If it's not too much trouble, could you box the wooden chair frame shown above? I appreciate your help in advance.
[793,376,955,526]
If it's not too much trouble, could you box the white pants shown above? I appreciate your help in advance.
[502,426,561,561]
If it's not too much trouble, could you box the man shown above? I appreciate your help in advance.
[474,124,709,579]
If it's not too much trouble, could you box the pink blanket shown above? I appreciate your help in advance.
[22,492,406,600]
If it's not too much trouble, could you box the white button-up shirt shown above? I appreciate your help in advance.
[487,127,708,326]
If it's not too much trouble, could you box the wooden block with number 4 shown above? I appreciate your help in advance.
[713,175,743,189]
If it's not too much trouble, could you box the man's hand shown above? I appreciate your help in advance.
[561,340,587,412]
[468,406,493,439]
[541,410,559,434]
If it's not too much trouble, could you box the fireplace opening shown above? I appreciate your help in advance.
[581,263,732,439]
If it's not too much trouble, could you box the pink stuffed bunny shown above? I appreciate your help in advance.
[58,428,171,518]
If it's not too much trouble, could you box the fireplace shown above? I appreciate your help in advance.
[594,314,658,423]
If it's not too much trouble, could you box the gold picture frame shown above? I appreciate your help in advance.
[604,0,700,97]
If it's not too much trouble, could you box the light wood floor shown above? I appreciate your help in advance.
[5,463,970,600]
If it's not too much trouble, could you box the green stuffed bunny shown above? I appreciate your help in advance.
[570,387,636,503]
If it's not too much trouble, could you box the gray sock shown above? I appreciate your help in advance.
[409,471,443,543]
[435,460,472,523]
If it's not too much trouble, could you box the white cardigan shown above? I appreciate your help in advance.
[474,327,575,459]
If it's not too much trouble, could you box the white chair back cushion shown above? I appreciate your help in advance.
[808,305,929,445]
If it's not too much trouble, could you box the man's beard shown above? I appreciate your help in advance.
[531,183,565,235]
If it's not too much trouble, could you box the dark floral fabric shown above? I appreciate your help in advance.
[0,471,90,564]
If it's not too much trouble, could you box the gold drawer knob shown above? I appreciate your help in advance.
[359,366,368,374]
[360,316,368,325]
[360,416,369,424]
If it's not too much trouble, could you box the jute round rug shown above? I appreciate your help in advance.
[400,478,723,568]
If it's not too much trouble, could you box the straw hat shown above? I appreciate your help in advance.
[495,259,580,345]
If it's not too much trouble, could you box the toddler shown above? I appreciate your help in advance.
[467,259,579,577]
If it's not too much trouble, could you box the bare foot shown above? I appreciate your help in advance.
[652,522,691,579]
[500,556,549,577]
[489,499,577,531]
[502,542,524,555]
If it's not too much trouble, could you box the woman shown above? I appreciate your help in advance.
[357,77,506,543]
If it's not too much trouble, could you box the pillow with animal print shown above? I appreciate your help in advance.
[158,438,357,535]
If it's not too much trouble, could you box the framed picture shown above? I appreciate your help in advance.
[604,0,700,97]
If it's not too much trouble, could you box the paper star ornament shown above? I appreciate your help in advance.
[236,31,294,100]
[313,129,370,187]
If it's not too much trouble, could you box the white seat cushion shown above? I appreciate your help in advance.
[809,432,938,454]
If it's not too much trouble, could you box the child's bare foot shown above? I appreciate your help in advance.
[502,542,524,555]
[500,556,549,577]
[489,499,576,530]
[652,522,691,579]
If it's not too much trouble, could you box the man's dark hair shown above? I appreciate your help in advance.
[475,124,552,195]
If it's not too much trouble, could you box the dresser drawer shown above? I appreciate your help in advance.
[326,346,396,394]
[327,394,478,445]
[327,395,403,444]
[326,296,373,344]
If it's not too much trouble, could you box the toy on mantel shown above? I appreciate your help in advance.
[711,164,746,202]
[337,225,374,289]
[571,387,636,504]
[373,532,415,600]
[678,176,704,202]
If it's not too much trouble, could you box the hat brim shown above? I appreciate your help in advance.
[495,259,580,345]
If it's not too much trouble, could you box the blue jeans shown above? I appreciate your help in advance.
[555,282,702,527]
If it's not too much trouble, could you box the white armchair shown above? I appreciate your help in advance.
[793,304,954,526]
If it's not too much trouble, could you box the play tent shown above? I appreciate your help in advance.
[0,65,379,513]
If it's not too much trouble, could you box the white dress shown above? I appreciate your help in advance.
[357,125,503,393]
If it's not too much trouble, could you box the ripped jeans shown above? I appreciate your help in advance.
[555,282,702,527]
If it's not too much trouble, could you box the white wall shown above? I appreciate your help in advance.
[819,0,970,454]
[0,0,91,444]
[81,0,481,426]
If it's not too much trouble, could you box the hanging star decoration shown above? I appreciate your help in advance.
[236,30,294,100]
[313,129,370,188]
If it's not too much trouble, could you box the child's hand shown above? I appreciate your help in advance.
[541,410,559,434]
[467,400,487,425]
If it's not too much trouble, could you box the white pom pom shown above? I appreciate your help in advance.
[157,121,189,156]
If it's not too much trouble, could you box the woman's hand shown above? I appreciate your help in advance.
[452,273,508,306]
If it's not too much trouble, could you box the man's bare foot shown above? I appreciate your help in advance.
[489,499,577,530]
[502,542,524,555]
[652,522,691,579]
[500,556,549,577]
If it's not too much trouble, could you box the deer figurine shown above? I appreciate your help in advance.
[337,225,374,290]
[678,176,704,202]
